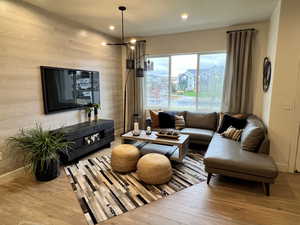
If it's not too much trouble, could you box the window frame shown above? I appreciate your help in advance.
[144,51,226,112]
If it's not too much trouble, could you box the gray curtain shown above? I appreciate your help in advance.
[222,30,255,113]
[124,41,146,132]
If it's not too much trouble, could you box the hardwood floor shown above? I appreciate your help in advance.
[0,141,300,225]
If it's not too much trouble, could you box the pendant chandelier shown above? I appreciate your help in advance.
[102,6,138,47]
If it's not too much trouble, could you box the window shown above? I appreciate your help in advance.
[144,57,169,108]
[145,53,226,112]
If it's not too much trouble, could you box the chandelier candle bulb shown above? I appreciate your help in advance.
[181,13,189,20]
[130,39,137,44]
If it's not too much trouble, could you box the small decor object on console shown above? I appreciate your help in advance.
[93,103,100,121]
[85,105,93,122]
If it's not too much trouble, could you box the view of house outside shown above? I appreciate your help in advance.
[145,53,226,112]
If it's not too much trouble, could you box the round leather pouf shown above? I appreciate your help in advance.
[137,153,173,185]
[111,144,140,173]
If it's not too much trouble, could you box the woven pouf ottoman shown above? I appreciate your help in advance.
[111,144,140,173]
[137,153,173,185]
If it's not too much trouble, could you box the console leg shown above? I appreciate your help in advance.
[263,183,270,196]
[207,173,212,185]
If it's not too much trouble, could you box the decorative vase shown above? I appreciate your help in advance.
[88,112,92,122]
[94,107,98,121]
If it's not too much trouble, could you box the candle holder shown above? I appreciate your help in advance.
[133,113,140,136]
[146,126,152,135]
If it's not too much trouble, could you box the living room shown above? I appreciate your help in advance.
[0,0,300,225]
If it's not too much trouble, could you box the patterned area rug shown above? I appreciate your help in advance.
[64,153,207,225]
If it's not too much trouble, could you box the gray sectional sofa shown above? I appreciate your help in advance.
[147,111,278,195]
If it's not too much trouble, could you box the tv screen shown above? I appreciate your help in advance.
[41,66,100,114]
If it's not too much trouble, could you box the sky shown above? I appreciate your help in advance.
[149,53,226,76]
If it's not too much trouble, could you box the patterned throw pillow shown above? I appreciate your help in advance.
[221,126,243,141]
[175,115,185,130]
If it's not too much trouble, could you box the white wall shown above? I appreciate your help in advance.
[0,0,123,175]
[262,0,282,126]
[140,22,269,118]
[265,0,300,172]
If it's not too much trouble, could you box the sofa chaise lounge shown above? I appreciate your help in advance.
[147,111,278,195]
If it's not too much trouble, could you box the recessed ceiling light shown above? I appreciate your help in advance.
[109,25,115,31]
[102,42,107,46]
[181,13,188,20]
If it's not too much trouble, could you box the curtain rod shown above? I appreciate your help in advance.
[226,28,256,33]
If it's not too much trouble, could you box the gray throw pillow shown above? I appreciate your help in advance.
[185,112,217,130]
[241,125,265,152]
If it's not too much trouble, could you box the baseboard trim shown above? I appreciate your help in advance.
[275,162,289,172]
[0,166,27,182]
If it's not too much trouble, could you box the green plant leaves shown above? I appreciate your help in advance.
[7,124,71,174]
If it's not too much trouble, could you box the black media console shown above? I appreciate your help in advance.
[54,119,114,164]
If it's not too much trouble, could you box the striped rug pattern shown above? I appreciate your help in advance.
[64,153,207,224]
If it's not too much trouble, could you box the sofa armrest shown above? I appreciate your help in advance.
[258,136,270,155]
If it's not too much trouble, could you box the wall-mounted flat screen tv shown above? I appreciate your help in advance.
[41,66,100,114]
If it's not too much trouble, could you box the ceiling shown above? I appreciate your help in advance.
[23,0,278,38]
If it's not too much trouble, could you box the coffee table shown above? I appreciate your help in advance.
[121,130,190,162]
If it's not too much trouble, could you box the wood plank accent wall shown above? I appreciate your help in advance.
[0,0,123,175]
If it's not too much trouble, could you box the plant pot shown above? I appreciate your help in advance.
[35,158,60,182]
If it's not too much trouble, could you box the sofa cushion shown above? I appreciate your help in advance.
[180,128,214,143]
[204,134,278,178]
[241,124,265,152]
[186,112,217,130]
[218,114,247,133]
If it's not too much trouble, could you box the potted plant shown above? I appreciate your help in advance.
[7,124,70,181]
[93,103,100,121]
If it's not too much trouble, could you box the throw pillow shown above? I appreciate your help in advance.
[221,126,243,141]
[241,125,265,152]
[218,114,247,133]
[217,113,249,132]
[158,112,175,128]
[175,115,185,130]
[150,110,161,128]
